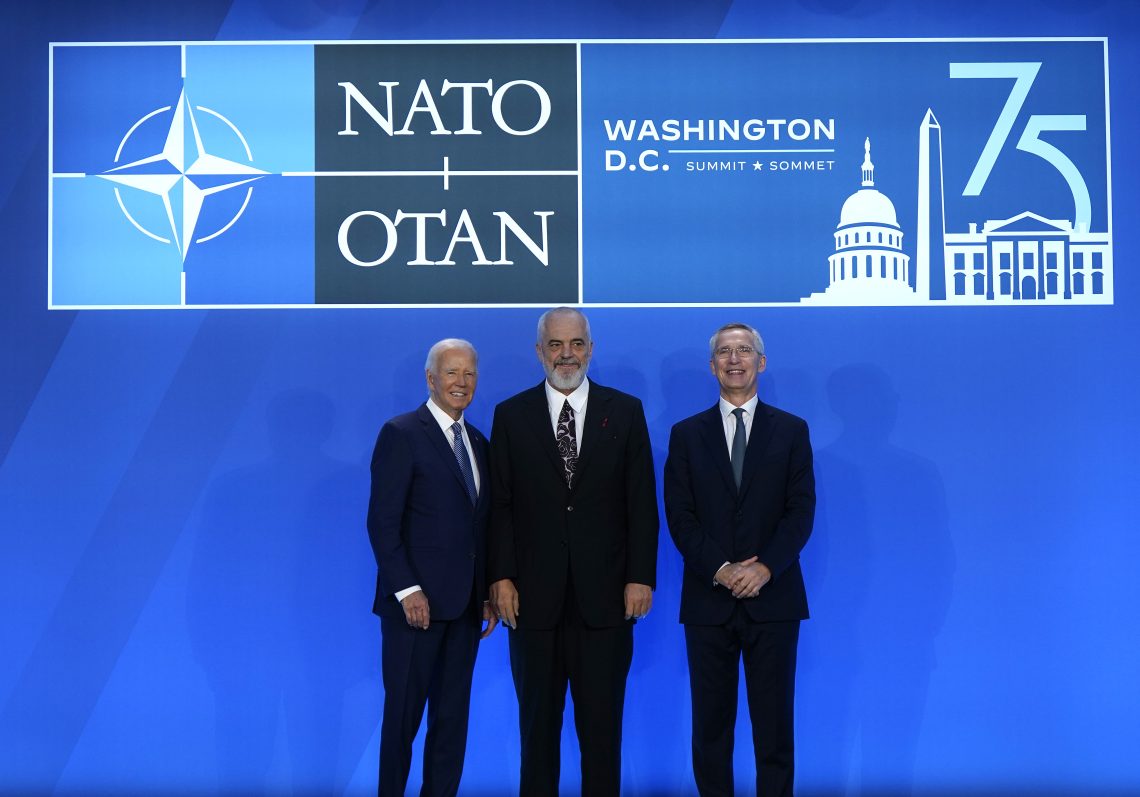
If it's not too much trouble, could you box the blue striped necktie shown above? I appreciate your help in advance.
[450,422,477,504]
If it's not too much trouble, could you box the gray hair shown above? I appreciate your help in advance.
[424,338,478,373]
[708,323,765,359]
[536,306,592,345]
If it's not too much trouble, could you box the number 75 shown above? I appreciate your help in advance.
[950,62,1091,230]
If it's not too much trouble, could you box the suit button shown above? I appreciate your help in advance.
[567,505,574,512]
[468,552,476,560]
[560,540,567,547]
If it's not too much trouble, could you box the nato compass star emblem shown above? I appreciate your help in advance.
[99,88,267,264]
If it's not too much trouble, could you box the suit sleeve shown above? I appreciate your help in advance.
[756,418,816,579]
[487,404,518,583]
[664,423,732,582]
[367,421,417,596]
[624,399,659,588]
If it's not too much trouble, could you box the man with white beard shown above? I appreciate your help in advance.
[487,307,659,797]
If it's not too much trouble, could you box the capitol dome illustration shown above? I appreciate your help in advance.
[803,138,917,305]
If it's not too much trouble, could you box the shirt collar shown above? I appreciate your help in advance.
[425,398,464,434]
[545,377,590,415]
[719,393,758,422]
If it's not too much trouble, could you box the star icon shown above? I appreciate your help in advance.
[99,89,267,263]
[752,161,763,171]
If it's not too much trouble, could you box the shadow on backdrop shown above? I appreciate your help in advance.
[799,364,955,796]
[186,387,375,795]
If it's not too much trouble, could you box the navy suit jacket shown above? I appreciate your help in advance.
[367,403,490,621]
[664,400,815,625]
[487,381,659,630]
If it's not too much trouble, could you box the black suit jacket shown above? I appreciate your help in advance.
[664,400,815,625]
[488,381,659,630]
[367,403,491,621]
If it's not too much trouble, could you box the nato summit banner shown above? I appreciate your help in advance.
[13,6,1140,795]
[51,38,1109,308]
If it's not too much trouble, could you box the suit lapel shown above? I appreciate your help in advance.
[468,424,490,511]
[522,382,566,479]
[417,403,471,500]
[698,404,738,497]
[572,382,612,483]
[738,401,775,502]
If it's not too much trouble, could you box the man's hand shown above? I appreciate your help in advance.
[480,601,499,639]
[490,579,520,629]
[624,583,653,620]
[715,556,758,590]
[731,560,772,599]
[400,590,430,630]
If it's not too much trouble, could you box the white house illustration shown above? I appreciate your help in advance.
[940,213,1110,303]
[802,138,918,305]
[917,108,1112,305]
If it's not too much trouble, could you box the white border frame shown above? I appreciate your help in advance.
[48,37,1112,311]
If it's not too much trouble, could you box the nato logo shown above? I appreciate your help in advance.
[98,90,266,266]
[51,44,315,307]
[49,42,579,308]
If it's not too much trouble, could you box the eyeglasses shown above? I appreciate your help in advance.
[714,345,759,359]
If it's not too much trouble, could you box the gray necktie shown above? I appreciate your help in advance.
[731,407,746,488]
[450,422,477,504]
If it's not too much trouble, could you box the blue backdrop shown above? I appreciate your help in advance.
[2,2,1139,795]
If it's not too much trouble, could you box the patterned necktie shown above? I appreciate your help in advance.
[731,407,746,488]
[450,422,478,504]
[555,399,578,488]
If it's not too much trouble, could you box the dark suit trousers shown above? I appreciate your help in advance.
[508,587,633,797]
[378,605,480,797]
[684,606,800,797]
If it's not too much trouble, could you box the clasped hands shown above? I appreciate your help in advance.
[715,556,771,599]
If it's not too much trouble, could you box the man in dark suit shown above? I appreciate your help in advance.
[664,322,815,797]
[367,338,497,797]
[488,307,658,797]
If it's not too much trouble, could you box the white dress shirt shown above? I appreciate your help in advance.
[545,377,589,453]
[719,393,758,454]
[425,398,481,495]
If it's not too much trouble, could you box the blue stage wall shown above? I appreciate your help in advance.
[2,2,1139,795]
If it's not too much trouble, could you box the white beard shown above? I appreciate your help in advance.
[545,359,589,391]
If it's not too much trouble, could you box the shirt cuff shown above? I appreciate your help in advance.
[713,562,730,587]
[395,585,423,602]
